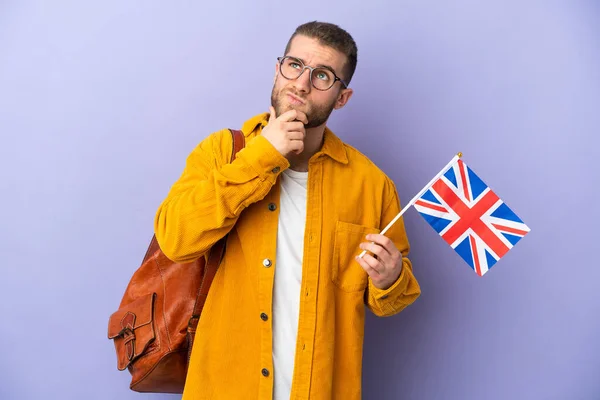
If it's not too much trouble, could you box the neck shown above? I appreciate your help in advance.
[287,125,326,172]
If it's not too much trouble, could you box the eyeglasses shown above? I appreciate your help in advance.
[277,56,348,91]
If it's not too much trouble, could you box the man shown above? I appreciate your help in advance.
[154,21,421,400]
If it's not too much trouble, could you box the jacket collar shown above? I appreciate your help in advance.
[242,112,348,165]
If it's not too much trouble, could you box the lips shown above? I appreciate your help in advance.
[286,92,305,106]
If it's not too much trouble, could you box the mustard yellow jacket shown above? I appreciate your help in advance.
[154,113,421,400]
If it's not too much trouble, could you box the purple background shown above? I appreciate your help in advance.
[1,1,599,399]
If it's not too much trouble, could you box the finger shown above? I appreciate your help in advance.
[268,106,277,124]
[355,255,380,278]
[360,253,382,274]
[283,121,307,133]
[287,131,306,141]
[294,111,309,125]
[360,241,391,261]
[290,141,304,154]
[365,234,396,255]
[278,109,300,122]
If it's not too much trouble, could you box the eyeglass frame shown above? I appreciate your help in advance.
[276,56,349,91]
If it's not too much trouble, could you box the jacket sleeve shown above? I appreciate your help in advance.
[365,179,421,317]
[154,130,289,263]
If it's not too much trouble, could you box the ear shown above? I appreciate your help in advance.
[273,61,280,84]
[334,88,354,110]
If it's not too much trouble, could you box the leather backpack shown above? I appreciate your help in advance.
[107,129,245,393]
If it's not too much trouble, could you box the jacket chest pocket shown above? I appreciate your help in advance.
[331,221,380,293]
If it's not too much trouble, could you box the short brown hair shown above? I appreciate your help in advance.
[284,21,358,86]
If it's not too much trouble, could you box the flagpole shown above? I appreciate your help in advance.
[358,152,463,258]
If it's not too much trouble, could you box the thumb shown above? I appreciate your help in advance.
[268,106,277,124]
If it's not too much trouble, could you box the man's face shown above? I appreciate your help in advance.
[271,35,352,129]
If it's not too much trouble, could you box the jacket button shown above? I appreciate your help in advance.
[262,258,272,267]
[260,313,268,321]
[271,166,280,173]
[268,203,277,211]
[262,368,270,377]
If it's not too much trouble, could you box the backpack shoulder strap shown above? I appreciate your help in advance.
[228,129,245,161]
[190,129,246,322]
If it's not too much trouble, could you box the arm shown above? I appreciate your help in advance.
[357,179,421,317]
[154,130,289,263]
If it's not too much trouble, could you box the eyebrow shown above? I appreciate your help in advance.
[293,57,337,75]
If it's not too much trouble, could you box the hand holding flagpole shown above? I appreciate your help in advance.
[358,152,463,259]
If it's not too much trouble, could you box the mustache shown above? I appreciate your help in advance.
[283,89,307,102]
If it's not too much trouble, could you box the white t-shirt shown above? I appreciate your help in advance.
[272,168,308,400]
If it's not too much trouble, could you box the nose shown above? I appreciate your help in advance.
[292,66,312,93]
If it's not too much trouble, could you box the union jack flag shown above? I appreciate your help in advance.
[414,159,530,276]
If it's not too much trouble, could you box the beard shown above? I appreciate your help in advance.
[270,85,336,129]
